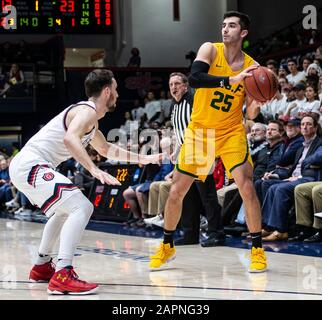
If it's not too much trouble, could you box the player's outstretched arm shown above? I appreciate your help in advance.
[64,108,120,185]
[90,130,165,165]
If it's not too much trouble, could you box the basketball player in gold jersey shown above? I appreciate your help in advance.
[149,11,267,272]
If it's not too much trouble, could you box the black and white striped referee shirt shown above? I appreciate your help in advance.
[171,90,193,146]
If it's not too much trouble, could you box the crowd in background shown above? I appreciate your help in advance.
[0,41,322,246]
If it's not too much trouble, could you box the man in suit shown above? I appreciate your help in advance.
[260,115,322,241]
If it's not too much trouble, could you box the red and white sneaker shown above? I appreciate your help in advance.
[29,259,55,282]
[47,266,98,295]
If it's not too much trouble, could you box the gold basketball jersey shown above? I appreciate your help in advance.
[191,42,254,130]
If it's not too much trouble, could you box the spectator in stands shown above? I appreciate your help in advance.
[11,191,34,216]
[278,77,288,88]
[284,83,307,119]
[119,111,139,136]
[226,123,268,233]
[126,155,173,228]
[123,163,160,227]
[266,59,278,76]
[131,99,145,121]
[123,136,173,227]
[144,170,173,229]
[297,84,320,118]
[261,115,322,241]
[286,59,306,86]
[315,46,322,67]
[309,30,319,45]
[7,63,25,97]
[319,75,322,101]
[290,181,322,242]
[261,84,288,121]
[278,118,304,164]
[278,65,288,79]
[0,148,8,159]
[144,91,162,125]
[253,120,285,203]
[0,158,12,205]
[301,57,313,75]
[307,63,322,77]
[306,63,321,88]
[248,123,267,156]
[263,118,303,180]
[254,118,303,204]
[159,90,173,122]
[138,113,149,130]
[243,118,255,135]
[281,83,296,104]
[127,47,141,67]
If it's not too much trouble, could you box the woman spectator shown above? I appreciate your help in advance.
[298,85,320,118]
[318,75,322,101]
[301,57,312,75]
[7,63,25,97]
[306,63,321,88]
[119,111,139,136]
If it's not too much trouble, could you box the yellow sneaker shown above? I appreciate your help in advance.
[248,247,267,273]
[149,242,176,270]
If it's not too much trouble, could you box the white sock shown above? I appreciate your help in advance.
[35,253,51,265]
[56,259,72,271]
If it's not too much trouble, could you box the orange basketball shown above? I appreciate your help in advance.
[244,66,278,103]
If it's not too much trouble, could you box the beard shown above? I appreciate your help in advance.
[107,104,116,112]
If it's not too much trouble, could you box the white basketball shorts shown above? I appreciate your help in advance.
[9,149,82,217]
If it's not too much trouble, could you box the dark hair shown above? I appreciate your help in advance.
[223,11,250,31]
[302,114,319,128]
[277,84,282,92]
[301,56,312,64]
[266,59,278,69]
[84,69,114,98]
[287,58,297,65]
[131,47,140,56]
[268,120,284,133]
[169,72,188,84]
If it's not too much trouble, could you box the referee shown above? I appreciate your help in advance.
[169,72,225,246]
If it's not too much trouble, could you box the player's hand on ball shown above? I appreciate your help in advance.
[90,167,121,185]
[229,65,258,84]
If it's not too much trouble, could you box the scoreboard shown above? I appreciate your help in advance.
[0,0,113,34]
[89,164,140,222]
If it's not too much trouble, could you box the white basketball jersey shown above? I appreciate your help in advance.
[23,101,97,168]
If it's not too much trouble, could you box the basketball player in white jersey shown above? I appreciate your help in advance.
[9,69,162,295]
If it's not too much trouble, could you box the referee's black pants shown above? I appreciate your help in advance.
[181,174,222,242]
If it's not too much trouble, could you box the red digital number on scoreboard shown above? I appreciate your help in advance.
[60,0,75,13]
[1,0,12,11]
[105,0,111,25]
